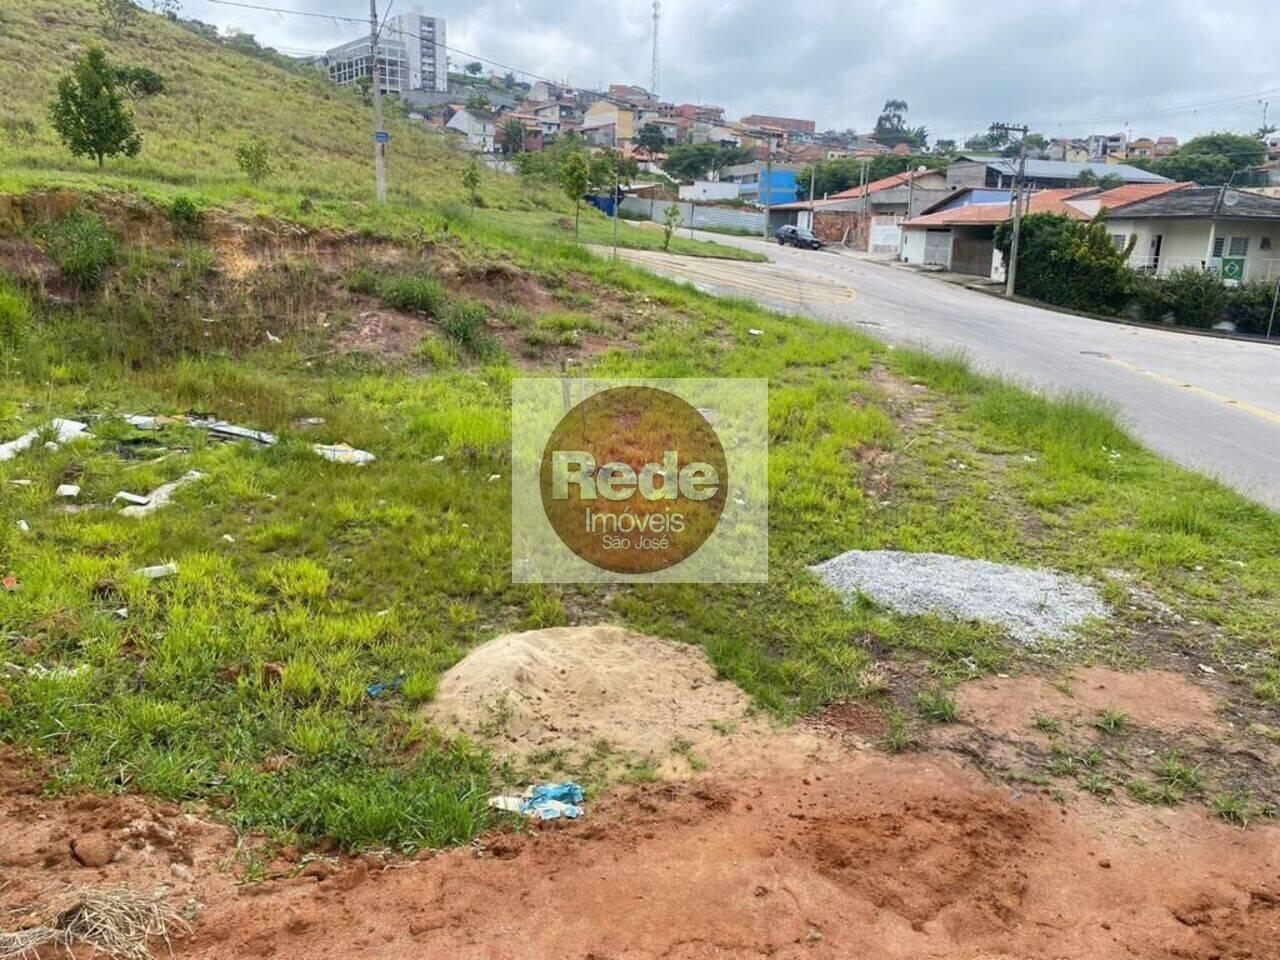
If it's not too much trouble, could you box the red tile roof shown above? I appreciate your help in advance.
[1089,181,1194,210]
[830,171,915,198]
[904,189,1092,227]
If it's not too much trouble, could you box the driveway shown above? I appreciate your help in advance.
[615,236,1280,508]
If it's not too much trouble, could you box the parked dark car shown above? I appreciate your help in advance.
[775,225,824,250]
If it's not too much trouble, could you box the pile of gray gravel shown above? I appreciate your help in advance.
[809,549,1108,645]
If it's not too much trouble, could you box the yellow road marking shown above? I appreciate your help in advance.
[1103,356,1280,426]
[615,249,855,306]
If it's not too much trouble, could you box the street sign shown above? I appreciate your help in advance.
[374,131,390,144]
[1221,257,1245,282]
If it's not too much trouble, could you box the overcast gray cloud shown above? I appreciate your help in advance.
[182,0,1278,141]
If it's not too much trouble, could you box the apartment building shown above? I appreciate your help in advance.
[324,9,448,95]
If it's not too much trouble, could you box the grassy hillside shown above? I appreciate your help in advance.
[0,0,557,213]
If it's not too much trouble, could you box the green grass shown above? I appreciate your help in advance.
[0,0,1278,855]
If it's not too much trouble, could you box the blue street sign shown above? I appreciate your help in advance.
[374,131,390,144]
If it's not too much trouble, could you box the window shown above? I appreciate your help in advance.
[1110,234,1127,251]
[1212,237,1225,257]
[1228,236,1249,257]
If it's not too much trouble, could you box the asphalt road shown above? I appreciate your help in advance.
[615,235,1280,509]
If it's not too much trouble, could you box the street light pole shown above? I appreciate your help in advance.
[1267,274,1279,340]
[370,0,387,204]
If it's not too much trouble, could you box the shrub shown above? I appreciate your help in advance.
[1160,267,1226,329]
[41,212,118,291]
[1224,278,1279,336]
[0,280,32,350]
[994,214,1132,314]
[440,298,487,345]
[379,274,446,315]
[168,195,203,237]
[235,136,273,184]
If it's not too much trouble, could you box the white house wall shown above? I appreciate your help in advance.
[1109,217,1280,279]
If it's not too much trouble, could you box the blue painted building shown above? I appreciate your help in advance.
[719,162,803,206]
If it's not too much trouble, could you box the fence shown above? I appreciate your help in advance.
[619,197,765,234]
[1128,256,1280,282]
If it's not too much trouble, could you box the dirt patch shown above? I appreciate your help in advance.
[169,743,1280,960]
[332,307,431,360]
[424,625,761,763]
[956,666,1223,741]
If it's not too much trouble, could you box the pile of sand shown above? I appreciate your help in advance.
[424,625,756,760]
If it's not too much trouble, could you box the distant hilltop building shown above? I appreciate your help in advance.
[740,114,816,136]
[323,9,447,95]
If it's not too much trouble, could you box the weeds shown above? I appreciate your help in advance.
[916,688,957,723]
[1095,707,1128,734]
[1155,751,1203,791]
[380,274,447,315]
[40,211,118,291]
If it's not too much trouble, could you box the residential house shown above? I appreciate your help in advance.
[608,84,655,106]
[1048,139,1090,162]
[1155,136,1180,157]
[445,107,497,152]
[768,169,950,250]
[582,100,636,147]
[900,188,1093,278]
[678,181,741,202]
[1267,134,1280,159]
[691,120,742,147]
[718,161,804,205]
[946,157,1170,190]
[1099,187,1280,281]
[678,103,725,124]
[1087,132,1128,160]
[740,114,816,136]
[1126,137,1157,160]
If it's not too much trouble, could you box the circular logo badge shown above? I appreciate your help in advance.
[539,386,728,574]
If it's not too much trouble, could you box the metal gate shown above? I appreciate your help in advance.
[923,229,952,267]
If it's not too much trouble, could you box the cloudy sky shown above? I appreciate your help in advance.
[182,0,1278,142]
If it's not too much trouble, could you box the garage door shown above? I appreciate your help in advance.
[923,230,952,266]
[951,235,994,276]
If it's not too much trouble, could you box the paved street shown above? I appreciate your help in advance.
[616,236,1280,508]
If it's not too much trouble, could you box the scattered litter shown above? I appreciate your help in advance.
[114,491,151,506]
[314,443,376,466]
[430,455,445,463]
[113,607,129,619]
[489,782,585,821]
[134,562,178,580]
[487,474,502,482]
[15,520,29,533]
[299,417,326,426]
[1198,663,1217,675]
[187,418,278,446]
[5,661,90,680]
[55,483,81,499]
[2,574,17,591]
[748,328,763,337]
[118,471,205,517]
[366,677,404,698]
[9,479,32,487]
[809,550,1108,645]
[265,331,282,344]
[122,414,173,431]
[221,534,236,543]
[0,418,90,462]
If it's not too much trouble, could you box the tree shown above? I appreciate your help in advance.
[151,0,180,17]
[560,151,590,238]
[636,122,668,154]
[795,153,947,199]
[873,99,927,149]
[465,91,492,112]
[994,213,1134,314]
[1152,132,1267,185]
[98,0,137,35]
[662,143,715,181]
[49,47,145,168]
[235,136,272,184]
[462,156,481,208]
[934,138,957,155]
[964,124,1010,153]
[661,203,682,251]
[499,119,525,155]
[114,65,165,100]
[464,61,483,76]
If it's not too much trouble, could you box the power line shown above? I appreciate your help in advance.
[202,0,598,92]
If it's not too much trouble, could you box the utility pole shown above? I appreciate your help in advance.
[761,135,775,240]
[993,122,1030,297]
[1267,273,1279,340]
[612,166,620,261]
[370,0,387,203]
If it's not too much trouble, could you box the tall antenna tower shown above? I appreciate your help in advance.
[651,1,661,98]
